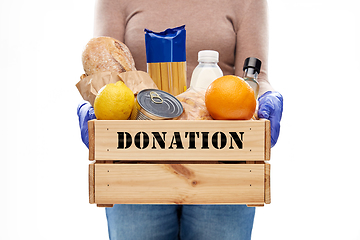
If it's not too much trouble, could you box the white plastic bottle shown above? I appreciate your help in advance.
[190,50,223,92]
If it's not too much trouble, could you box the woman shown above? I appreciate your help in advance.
[77,0,283,239]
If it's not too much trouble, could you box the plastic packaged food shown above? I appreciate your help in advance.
[144,26,187,96]
[174,88,213,120]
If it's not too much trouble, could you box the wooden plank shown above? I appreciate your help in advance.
[89,163,95,204]
[88,120,95,161]
[94,163,265,205]
[264,162,271,204]
[263,119,271,160]
[247,204,264,207]
[97,204,114,208]
[92,120,269,161]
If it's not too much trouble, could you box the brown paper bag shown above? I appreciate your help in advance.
[118,70,158,95]
[76,71,158,106]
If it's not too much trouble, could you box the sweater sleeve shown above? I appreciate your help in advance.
[235,0,274,96]
[94,0,126,41]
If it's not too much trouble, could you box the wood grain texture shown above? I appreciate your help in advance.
[247,204,264,207]
[91,120,269,161]
[264,119,271,160]
[265,162,271,204]
[89,163,95,204]
[88,120,95,161]
[97,204,114,208]
[93,163,266,205]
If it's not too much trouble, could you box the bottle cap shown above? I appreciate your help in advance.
[243,57,262,73]
[198,50,219,63]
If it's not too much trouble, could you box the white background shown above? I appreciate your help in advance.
[1,0,359,239]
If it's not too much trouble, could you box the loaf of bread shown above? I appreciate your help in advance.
[82,37,136,76]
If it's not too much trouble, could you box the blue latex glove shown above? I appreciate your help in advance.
[258,91,283,148]
[77,101,96,148]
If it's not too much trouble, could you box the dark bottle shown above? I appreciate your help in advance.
[243,57,262,99]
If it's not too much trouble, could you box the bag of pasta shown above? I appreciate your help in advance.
[144,25,187,96]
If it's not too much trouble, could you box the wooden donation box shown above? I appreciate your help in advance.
[88,119,271,207]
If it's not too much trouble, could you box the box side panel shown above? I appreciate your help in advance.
[265,163,271,204]
[93,120,266,161]
[89,163,95,204]
[264,119,271,160]
[94,163,265,205]
[88,120,95,161]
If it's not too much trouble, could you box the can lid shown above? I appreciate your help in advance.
[243,57,262,73]
[137,89,183,119]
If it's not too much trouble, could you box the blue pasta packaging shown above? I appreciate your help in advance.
[144,25,187,95]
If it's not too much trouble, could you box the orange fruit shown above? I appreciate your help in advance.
[205,75,256,120]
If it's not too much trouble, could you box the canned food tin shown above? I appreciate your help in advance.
[130,89,184,120]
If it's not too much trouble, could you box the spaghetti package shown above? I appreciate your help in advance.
[144,25,187,96]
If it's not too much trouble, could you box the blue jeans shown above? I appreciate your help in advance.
[106,205,255,240]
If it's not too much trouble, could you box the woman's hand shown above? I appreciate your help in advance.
[258,91,283,147]
[77,101,97,148]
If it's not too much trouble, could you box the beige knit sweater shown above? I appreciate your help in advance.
[94,0,273,95]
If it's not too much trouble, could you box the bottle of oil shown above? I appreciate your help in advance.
[243,57,262,99]
[190,50,223,92]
